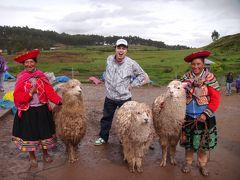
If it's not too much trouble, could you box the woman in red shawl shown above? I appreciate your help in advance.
[180,51,220,176]
[12,49,62,167]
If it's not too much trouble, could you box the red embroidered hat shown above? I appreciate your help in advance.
[184,51,211,62]
[14,49,40,63]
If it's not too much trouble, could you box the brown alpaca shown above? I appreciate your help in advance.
[53,79,87,163]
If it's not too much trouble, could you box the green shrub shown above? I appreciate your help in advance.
[211,63,223,74]
[163,67,173,73]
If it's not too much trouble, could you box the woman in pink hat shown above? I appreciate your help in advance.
[12,49,62,168]
[180,51,221,176]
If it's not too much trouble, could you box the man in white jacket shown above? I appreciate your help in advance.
[95,39,146,145]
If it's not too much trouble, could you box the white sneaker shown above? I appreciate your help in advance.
[94,137,106,146]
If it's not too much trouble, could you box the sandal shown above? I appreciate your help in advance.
[181,163,191,173]
[199,166,209,177]
[43,155,53,163]
[29,159,38,168]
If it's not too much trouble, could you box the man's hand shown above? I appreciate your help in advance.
[128,84,133,91]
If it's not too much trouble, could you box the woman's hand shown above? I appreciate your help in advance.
[58,100,63,105]
[197,113,207,122]
[29,86,37,95]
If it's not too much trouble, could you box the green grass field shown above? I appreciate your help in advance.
[4,45,240,85]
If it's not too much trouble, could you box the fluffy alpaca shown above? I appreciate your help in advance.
[152,80,186,167]
[115,101,154,173]
[53,79,87,163]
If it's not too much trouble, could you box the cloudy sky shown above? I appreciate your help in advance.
[0,0,239,47]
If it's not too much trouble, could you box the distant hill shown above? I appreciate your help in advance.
[203,33,240,79]
[0,25,189,54]
[204,33,240,54]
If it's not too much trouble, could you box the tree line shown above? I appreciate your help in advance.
[0,26,189,54]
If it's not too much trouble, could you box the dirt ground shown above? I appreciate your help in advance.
[0,84,240,180]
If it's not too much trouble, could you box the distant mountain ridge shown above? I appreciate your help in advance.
[0,25,189,54]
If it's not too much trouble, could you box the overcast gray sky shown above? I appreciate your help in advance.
[0,0,239,47]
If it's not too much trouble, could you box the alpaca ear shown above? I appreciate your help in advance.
[55,83,65,93]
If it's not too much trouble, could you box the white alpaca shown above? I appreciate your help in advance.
[115,101,154,173]
[152,80,186,167]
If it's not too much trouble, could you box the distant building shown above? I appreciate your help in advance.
[204,58,215,70]
[103,41,110,46]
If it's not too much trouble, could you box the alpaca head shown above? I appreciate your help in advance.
[132,103,152,126]
[58,79,82,97]
[166,80,185,98]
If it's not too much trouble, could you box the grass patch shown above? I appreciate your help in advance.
[4,45,240,85]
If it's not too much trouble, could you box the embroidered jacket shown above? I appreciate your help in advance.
[181,68,220,118]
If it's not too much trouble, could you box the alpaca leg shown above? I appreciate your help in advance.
[169,137,178,165]
[136,157,143,173]
[73,145,78,161]
[159,137,168,167]
[65,141,69,154]
[68,144,75,163]
[123,146,127,162]
[128,158,136,173]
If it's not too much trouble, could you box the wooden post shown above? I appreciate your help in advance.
[72,67,74,78]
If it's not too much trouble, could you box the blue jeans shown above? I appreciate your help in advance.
[226,82,232,94]
[99,97,131,142]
